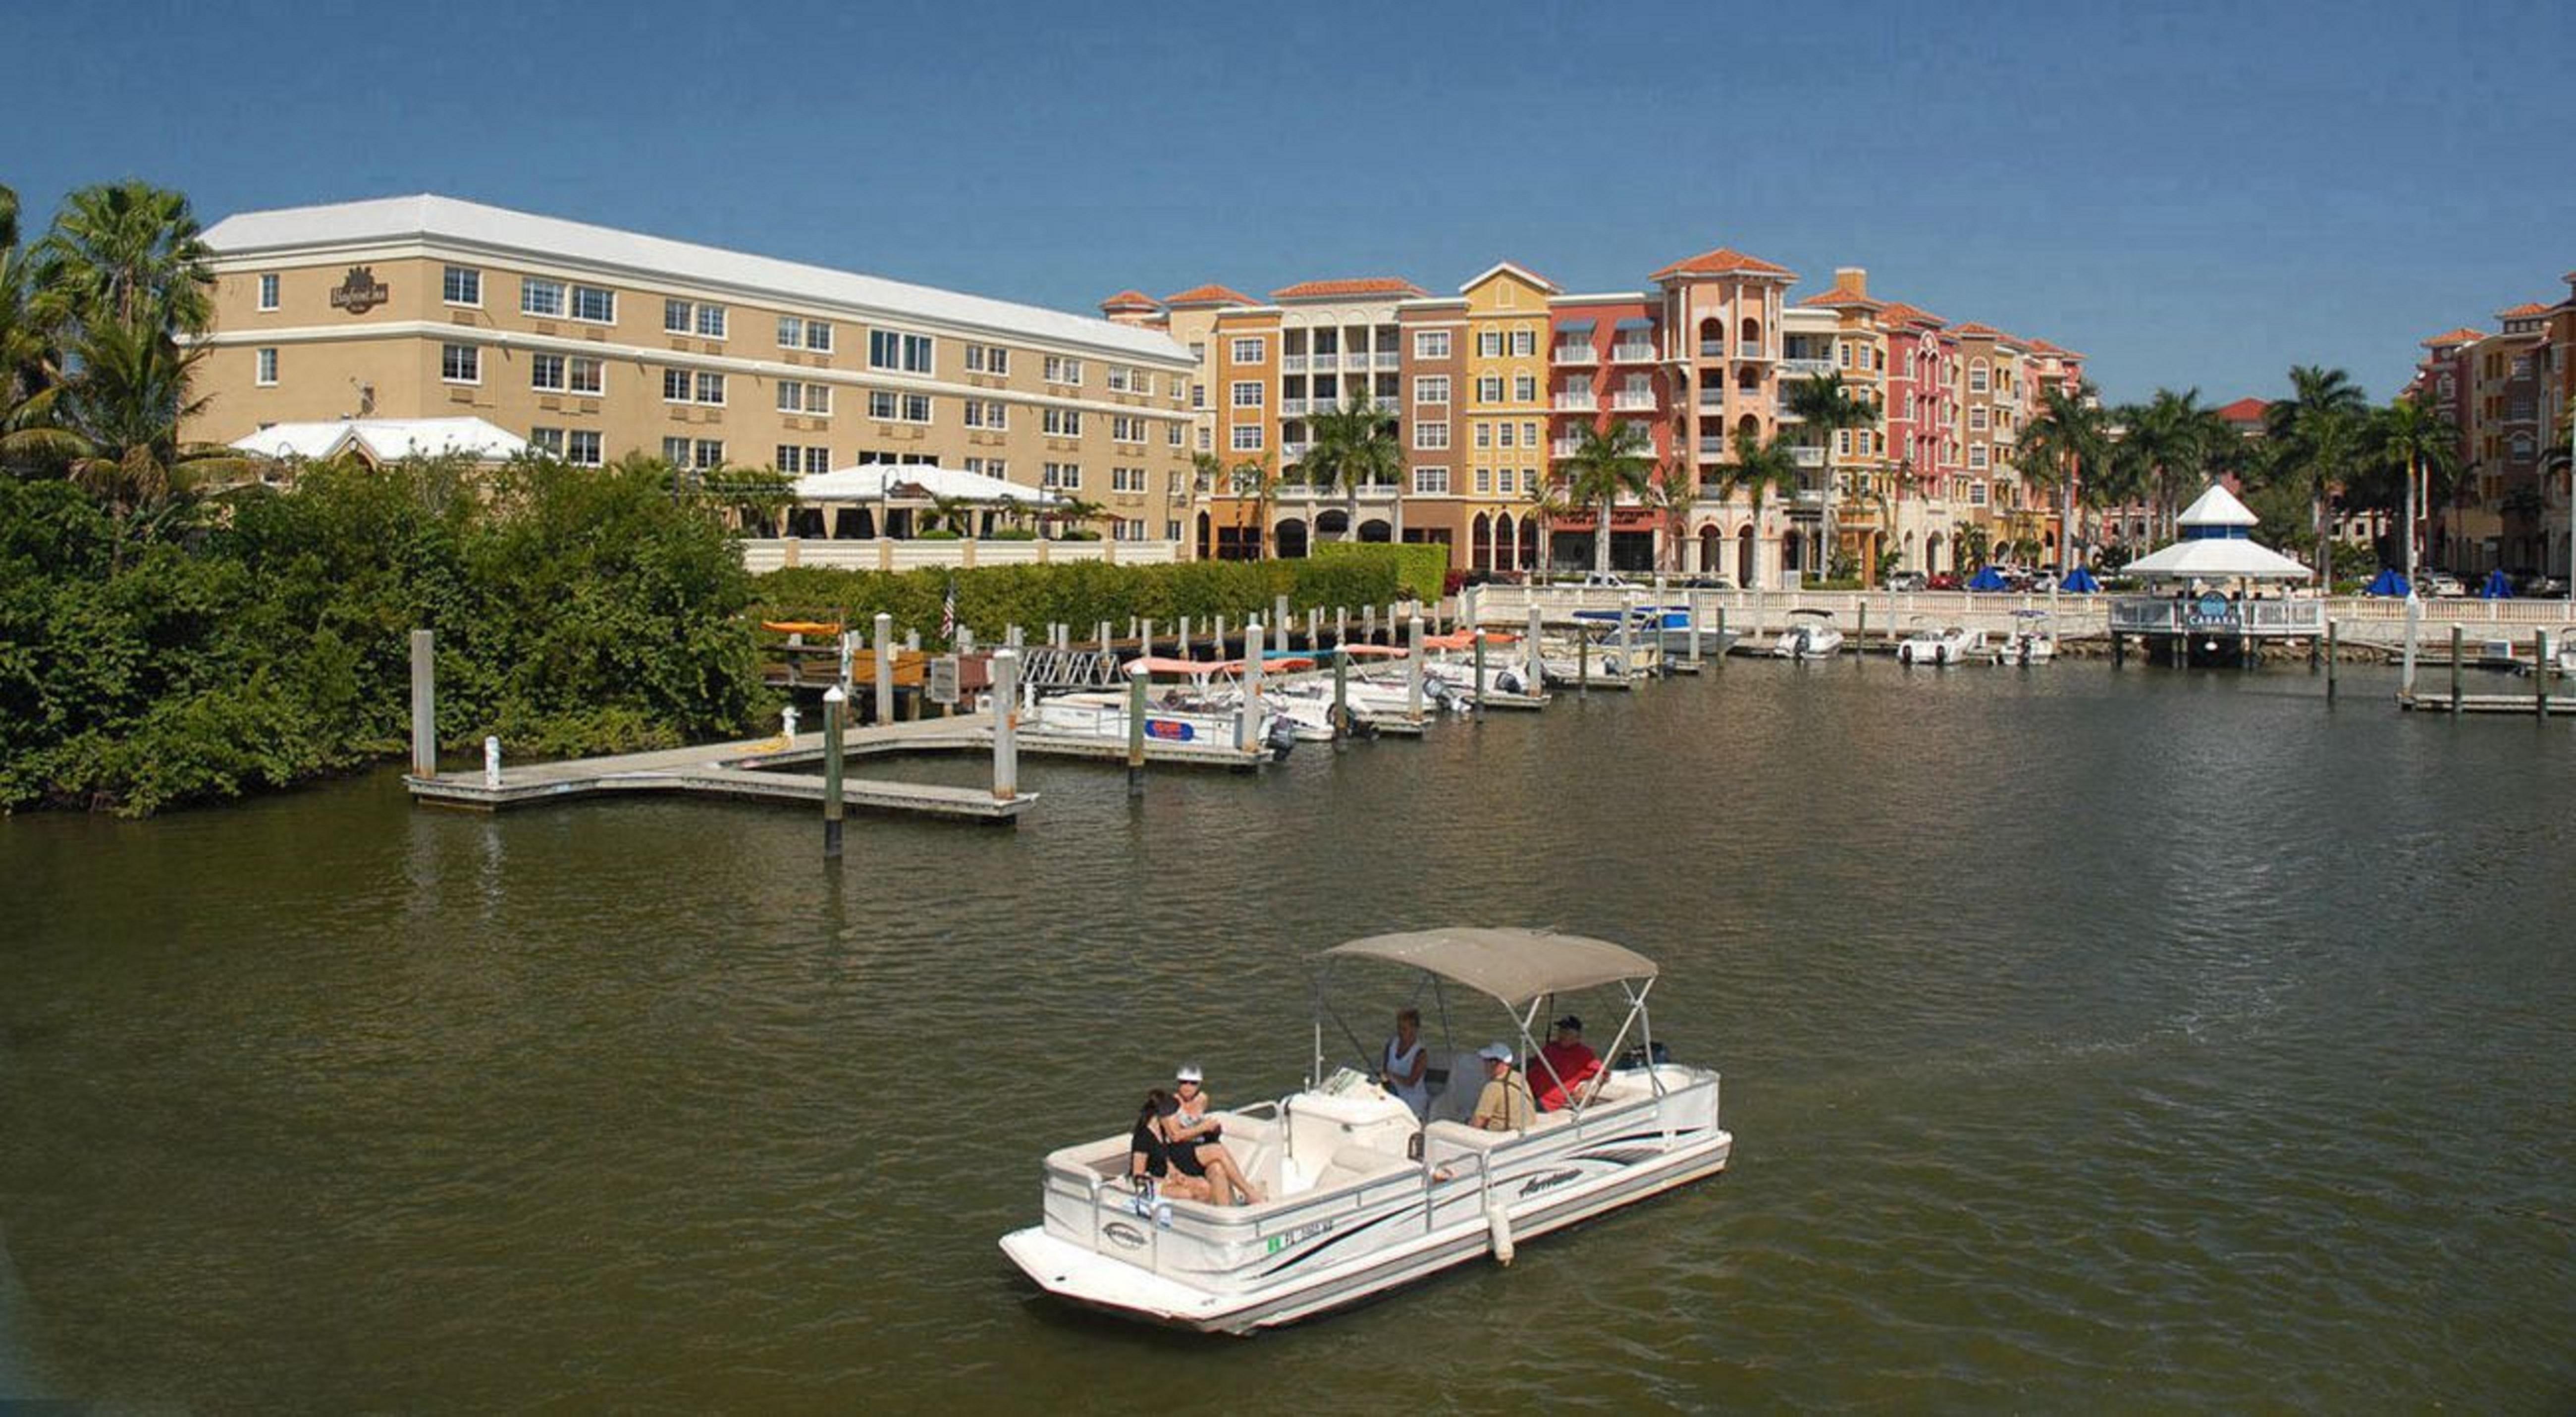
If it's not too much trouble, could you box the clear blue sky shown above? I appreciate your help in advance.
[14,0,2569,404]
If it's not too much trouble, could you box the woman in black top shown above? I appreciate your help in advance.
[1129,1090,1210,1201]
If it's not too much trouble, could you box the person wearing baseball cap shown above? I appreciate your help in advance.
[1469,1042,1533,1132]
[1530,1014,1603,1112]
[1162,1063,1262,1204]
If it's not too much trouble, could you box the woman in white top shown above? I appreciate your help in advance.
[1381,1008,1430,1119]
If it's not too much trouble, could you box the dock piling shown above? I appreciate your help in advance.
[1618,592,1636,679]
[821,685,846,859]
[1126,663,1146,797]
[874,613,896,726]
[1473,629,1488,722]
[1364,604,1377,646]
[1526,605,1543,689]
[1275,595,1290,638]
[1097,621,1111,656]
[1140,617,1154,659]
[483,735,501,788]
[1336,607,1347,648]
[2536,631,2552,715]
[991,649,1020,800]
[1856,601,1867,655]
[1332,647,1349,750]
[1216,614,1229,656]
[1687,592,1704,668]
[2450,626,2464,713]
[2325,620,2338,700]
[409,629,436,777]
[1178,615,1191,658]
[1238,618,1265,754]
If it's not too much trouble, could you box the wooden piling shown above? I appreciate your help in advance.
[1472,630,1487,721]
[2536,630,2552,716]
[874,613,896,726]
[2450,625,2463,713]
[1126,663,1146,797]
[1332,647,1349,749]
[1405,614,1425,724]
[991,649,1020,799]
[409,629,436,776]
[2325,620,2338,700]
[1856,601,1868,655]
[822,686,847,859]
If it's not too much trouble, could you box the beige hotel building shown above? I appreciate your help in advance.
[187,196,1203,546]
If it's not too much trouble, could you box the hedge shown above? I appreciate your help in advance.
[1311,540,1447,602]
[751,547,1423,638]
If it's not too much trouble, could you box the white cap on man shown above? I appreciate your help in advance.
[1476,1042,1513,1065]
[1175,1064,1203,1083]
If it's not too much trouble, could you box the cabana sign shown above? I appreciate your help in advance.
[328,267,389,314]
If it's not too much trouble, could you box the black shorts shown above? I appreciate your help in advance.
[1166,1139,1209,1177]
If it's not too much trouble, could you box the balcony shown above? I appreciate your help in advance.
[1698,340,1727,359]
[1696,391,1726,411]
[1343,352,1374,371]
[1281,397,1309,416]
[1553,437,1584,458]
[1738,342,1771,361]
[1282,355,1308,374]
[1791,446,1825,467]
[1698,436,1727,458]
[1374,351,1402,370]
[1553,392,1598,412]
[1611,392,1658,412]
[1780,357,1832,377]
[1283,440,1311,459]
[1553,345,1598,366]
[1773,406,1803,423]
[1610,343,1658,364]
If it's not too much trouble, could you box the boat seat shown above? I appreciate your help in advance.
[1311,1142,1412,1193]
[1424,1050,1489,1127]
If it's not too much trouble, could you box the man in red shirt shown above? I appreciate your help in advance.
[1529,1014,1602,1111]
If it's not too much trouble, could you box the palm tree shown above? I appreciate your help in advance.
[1522,463,1572,575]
[1301,394,1400,543]
[1654,456,1697,574]
[32,181,215,335]
[1049,493,1111,540]
[0,185,63,469]
[1785,372,1875,576]
[2016,382,2112,572]
[1228,450,1277,559]
[2264,366,2369,585]
[2363,394,2458,587]
[1708,429,1802,588]
[1558,419,1653,575]
[924,491,976,537]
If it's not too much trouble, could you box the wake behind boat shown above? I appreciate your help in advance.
[999,927,1730,1334]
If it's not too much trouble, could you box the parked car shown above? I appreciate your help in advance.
[1572,572,1634,589]
[2512,572,2567,598]
[1676,574,1737,590]
[2419,572,2466,598]
[1886,571,1928,592]
[1927,572,1961,591]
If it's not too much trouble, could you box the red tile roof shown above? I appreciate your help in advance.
[1796,286,1883,310]
[2025,337,2084,359]
[1651,246,1795,281]
[2421,327,2484,348]
[2497,301,2550,318]
[1269,277,1428,300]
[2215,396,2269,423]
[1876,300,1948,328]
[1163,283,1257,307]
[1098,289,1158,311]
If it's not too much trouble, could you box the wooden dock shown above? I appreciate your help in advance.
[2396,692,2576,716]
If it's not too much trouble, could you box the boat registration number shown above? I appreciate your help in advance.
[1264,1218,1333,1254]
[1145,719,1194,742]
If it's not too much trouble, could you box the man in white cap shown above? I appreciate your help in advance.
[1469,1042,1534,1132]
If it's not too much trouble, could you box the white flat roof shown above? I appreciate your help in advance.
[202,194,1191,367]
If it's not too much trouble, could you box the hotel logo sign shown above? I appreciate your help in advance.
[328,266,389,315]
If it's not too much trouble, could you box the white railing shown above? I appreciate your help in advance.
[1282,397,1309,416]
[1554,392,1597,411]
[740,538,1180,573]
[1781,357,1832,376]
[1791,446,1825,467]
[1554,346,1598,366]
[1697,391,1728,410]
[1698,340,1727,359]
[1611,343,1658,363]
[1553,438,1583,458]
[1698,436,1727,456]
[1739,343,1770,360]
[1374,352,1402,369]
[1282,356,1308,374]
[2109,598,2327,634]
[1612,392,1658,411]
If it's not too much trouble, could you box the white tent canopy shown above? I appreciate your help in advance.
[2122,481,2313,581]
[791,461,1063,507]
[230,417,528,464]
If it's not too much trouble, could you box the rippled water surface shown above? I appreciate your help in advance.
[4,660,2574,1410]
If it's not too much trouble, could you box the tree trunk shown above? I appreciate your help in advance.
[2312,489,2328,588]
[1593,496,1613,575]
[2403,452,2417,590]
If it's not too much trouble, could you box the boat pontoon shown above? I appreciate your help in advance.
[1000,927,1730,1334]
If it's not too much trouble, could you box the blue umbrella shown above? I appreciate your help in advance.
[1966,565,2009,592]
[2059,566,2101,593]
[2364,568,2410,597]
[2478,568,2514,600]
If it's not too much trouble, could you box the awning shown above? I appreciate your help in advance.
[2364,568,2410,597]
[2120,536,2313,581]
[792,462,1064,506]
[1556,319,1597,332]
[1967,565,2010,591]
[2058,566,2102,593]
[1614,317,1654,330]
[1324,927,1657,1008]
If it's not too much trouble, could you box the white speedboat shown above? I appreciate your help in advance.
[1895,621,1985,666]
[1038,656,1299,757]
[1771,608,1843,659]
[1990,610,2056,665]
[1000,927,1731,1335]
[1419,634,1547,707]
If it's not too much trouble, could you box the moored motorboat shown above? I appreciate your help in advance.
[1990,610,2056,665]
[1771,608,1843,659]
[999,927,1730,1334]
[1895,620,1985,666]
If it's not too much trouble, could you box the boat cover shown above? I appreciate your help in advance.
[1325,927,1656,1007]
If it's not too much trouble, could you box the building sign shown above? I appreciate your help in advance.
[328,266,389,314]
[927,655,961,706]
[2186,593,2237,630]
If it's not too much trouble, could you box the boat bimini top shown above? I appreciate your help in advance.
[1316,927,1664,1119]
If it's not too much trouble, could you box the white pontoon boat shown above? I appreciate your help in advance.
[1000,927,1730,1334]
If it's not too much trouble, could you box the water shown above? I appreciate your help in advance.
[4,661,2573,1410]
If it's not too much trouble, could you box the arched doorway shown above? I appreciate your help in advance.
[1698,317,1722,354]
[1739,315,1761,348]
[1496,513,1518,570]
[1358,518,1392,544]
[1313,509,1348,545]
[1275,517,1310,559]
[1925,531,1946,574]
[1195,510,1212,559]
[1470,512,1493,570]
[1735,413,1757,440]
[1736,525,1756,585]
[1699,525,1722,576]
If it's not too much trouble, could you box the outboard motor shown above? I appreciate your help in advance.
[1495,669,1524,697]
[1264,716,1298,761]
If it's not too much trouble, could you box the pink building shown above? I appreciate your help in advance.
[1543,293,1674,572]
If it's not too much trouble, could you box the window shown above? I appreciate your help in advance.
[776,444,833,474]
[1190,382,1207,409]
[870,390,932,423]
[565,431,602,466]
[1475,468,1493,494]
[1106,367,1131,392]
[521,278,565,317]
[435,266,477,307]
[530,427,565,457]
[532,354,566,390]
[663,368,700,403]
[1498,423,1516,449]
[1969,360,1989,393]
[1111,466,1146,491]
[1969,444,1989,469]
[696,372,726,404]
[1113,415,1145,443]
[1513,375,1536,402]
[1043,407,1083,436]
[255,347,278,385]
[1478,330,1502,358]
[966,344,1009,375]
[1043,461,1083,489]
[1166,422,1183,446]
[663,436,693,466]
[1230,381,1264,409]
[1231,425,1262,451]
[1510,329,1535,357]
[1415,375,1450,405]
[1229,337,1264,364]
[258,273,279,311]
[1475,423,1493,449]
[697,304,726,338]
[1414,422,1449,450]
[441,343,479,383]
[568,356,602,395]
[1969,405,1988,431]
[1414,329,1450,360]
[777,315,836,352]
[692,439,724,469]
[1836,430,1852,456]
[1967,479,1988,504]
[1043,354,1083,384]
[1476,376,1502,404]
[776,380,831,415]
[1412,466,1449,494]
[567,285,614,323]
[869,330,934,373]
[964,400,1007,430]
[665,299,693,334]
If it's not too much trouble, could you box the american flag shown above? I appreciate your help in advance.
[940,574,957,645]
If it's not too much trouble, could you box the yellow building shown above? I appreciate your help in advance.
[1457,263,1556,559]
[190,195,1201,548]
